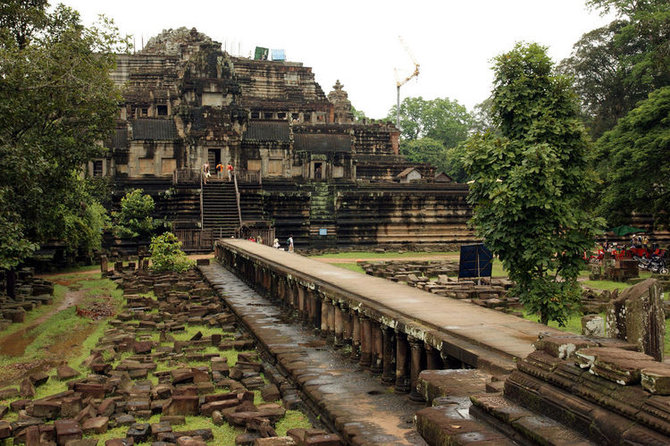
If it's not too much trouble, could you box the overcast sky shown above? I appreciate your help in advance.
[60,0,612,119]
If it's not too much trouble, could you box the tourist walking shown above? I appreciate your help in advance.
[202,162,211,184]
[216,162,224,179]
[287,235,294,253]
[226,163,234,181]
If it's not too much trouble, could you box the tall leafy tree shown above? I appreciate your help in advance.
[596,86,670,227]
[464,43,603,326]
[0,1,128,276]
[388,96,473,146]
[388,96,474,180]
[561,0,670,137]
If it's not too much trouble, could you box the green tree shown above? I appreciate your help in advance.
[464,42,603,326]
[561,0,670,137]
[388,97,474,181]
[0,1,128,273]
[149,232,195,273]
[401,137,447,170]
[388,96,473,146]
[351,106,367,122]
[596,86,670,227]
[113,189,162,240]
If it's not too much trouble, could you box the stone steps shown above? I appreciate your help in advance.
[470,393,595,446]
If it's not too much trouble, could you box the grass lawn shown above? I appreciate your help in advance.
[332,263,366,274]
[309,251,458,259]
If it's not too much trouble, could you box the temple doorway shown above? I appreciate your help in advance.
[208,149,221,167]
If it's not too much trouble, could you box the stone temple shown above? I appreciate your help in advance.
[93,28,473,250]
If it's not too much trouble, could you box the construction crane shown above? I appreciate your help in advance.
[394,36,420,129]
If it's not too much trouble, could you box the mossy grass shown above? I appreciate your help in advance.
[332,263,365,274]
[522,311,592,334]
[275,410,312,436]
[582,280,631,291]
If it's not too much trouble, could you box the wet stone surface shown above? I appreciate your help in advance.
[201,264,428,445]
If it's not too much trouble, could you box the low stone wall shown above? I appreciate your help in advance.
[0,268,53,330]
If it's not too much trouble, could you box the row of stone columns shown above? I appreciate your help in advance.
[222,252,457,400]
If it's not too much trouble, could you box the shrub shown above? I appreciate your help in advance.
[149,232,194,273]
[113,189,162,239]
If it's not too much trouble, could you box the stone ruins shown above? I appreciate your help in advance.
[92,27,473,252]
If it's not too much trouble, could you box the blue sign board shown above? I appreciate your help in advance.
[458,244,493,278]
[319,228,328,236]
[271,49,286,61]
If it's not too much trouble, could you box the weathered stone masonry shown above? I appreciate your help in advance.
[215,240,519,388]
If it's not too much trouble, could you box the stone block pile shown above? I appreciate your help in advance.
[414,279,670,444]
[416,333,670,444]
[360,260,520,314]
[0,268,342,446]
[0,267,54,330]
[359,260,459,281]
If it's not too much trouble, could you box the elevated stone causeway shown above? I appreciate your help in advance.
[214,239,565,378]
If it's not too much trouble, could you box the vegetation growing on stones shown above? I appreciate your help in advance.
[464,42,604,326]
[149,232,195,272]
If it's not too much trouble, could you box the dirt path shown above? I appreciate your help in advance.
[0,288,86,357]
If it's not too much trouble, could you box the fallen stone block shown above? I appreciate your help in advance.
[57,365,80,380]
[54,419,82,446]
[0,420,12,439]
[163,396,199,416]
[65,438,99,446]
[20,378,35,398]
[82,416,109,434]
[260,384,280,402]
[641,364,670,394]
[126,423,150,443]
[0,387,19,400]
[31,400,61,419]
[29,371,49,387]
[252,437,296,446]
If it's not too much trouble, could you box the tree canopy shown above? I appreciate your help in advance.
[464,42,603,326]
[561,0,670,137]
[387,96,474,180]
[596,86,670,227]
[0,1,128,269]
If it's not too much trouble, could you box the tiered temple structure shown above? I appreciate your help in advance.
[94,28,474,250]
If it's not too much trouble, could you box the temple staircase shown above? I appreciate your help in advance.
[202,182,240,238]
[309,182,337,248]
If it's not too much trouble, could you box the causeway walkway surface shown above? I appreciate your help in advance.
[221,240,564,366]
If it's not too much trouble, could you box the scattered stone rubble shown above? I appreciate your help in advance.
[415,280,670,445]
[0,266,342,446]
[360,260,520,313]
[416,331,670,444]
[0,268,54,329]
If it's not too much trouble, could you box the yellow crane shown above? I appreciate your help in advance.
[394,36,420,129]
